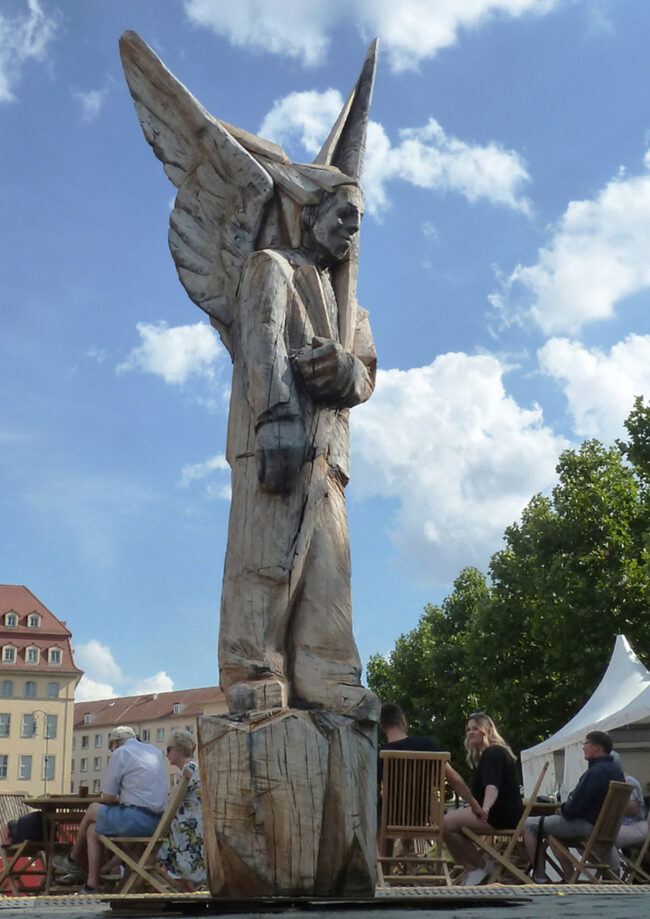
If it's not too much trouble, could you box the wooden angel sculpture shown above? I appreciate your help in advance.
[120,32,379,720]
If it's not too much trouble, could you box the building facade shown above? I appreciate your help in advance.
[0,585,83,796]
[71,687,227,792]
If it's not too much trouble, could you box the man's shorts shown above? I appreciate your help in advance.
[525,814,594,842]
[95,803,161,837]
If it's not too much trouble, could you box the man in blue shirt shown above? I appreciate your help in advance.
[524,730,624,881]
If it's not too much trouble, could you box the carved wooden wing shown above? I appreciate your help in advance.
[119,31,274,355]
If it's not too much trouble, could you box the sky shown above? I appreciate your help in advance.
[3,0,650,701]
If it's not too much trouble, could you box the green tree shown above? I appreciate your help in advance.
[367,567,489,769]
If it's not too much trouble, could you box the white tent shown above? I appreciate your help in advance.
[521,634,650,797]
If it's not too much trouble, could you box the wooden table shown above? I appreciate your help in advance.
[27,794,100,893]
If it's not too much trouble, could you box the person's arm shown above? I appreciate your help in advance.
[98,793,118,806]
[445,763,485,819]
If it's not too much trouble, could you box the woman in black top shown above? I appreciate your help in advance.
[443,713,523,885]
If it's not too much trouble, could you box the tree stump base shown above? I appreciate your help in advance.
[198,708,377,897]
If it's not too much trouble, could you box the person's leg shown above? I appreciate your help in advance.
[526,814,593,881]
[86,827,103,889]
[71,802,102,863]
[443,808,496,871]
[524,817,545,878]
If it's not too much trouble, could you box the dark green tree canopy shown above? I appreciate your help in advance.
[368,399,650,764]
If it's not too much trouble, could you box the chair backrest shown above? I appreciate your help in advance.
[153,769,190,842]
[379,751,449,838]
[586,780,632,852]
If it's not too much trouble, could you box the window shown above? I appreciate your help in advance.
[26,647,39,665]
[172,703,181,714]
[24,681,36,698]
[19,755,31,781]
[0,755,7,779]
[48,648,61,665]
[71,735,76,751]
[185,725,193,733]
[1,681,12,698]
[80,758,87,773]
[46,714,57,740]
[94,734,102,748]
[81,735,89,748]
[156,728,165,742]
[93,756,101,771]
[4,613,17,628]
[83,713,93,724]
[2,646,16,664]
[47,682,59,699]
[71,759,75,773]
[0,714,9,738]
[27,614,40,629]
[43,755,55,782]
[141,729,150,742]
[21,714,36,738]
[92,779,100,793]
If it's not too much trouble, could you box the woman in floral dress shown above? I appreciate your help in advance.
[158,729,206,889]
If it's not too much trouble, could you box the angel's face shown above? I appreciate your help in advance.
[310,186,363,264]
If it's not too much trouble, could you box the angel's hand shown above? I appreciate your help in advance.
[255,417,307,493]
[293,337,354,401]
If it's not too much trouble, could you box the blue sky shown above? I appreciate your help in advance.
[3,0,650,700]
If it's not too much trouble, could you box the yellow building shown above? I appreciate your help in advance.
[71,687,227,792]
[0,585,83,796]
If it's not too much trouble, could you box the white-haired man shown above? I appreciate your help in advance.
[53,725,167,893]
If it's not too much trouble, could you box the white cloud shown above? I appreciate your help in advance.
[71,85,109,122]
[350,353,566,585]
[259,89,344,157]
[184,0,561,71]
[493,156,650,334]
[73,640,174,701]
[365,118,531,216]
[538,334,650,441]
[0,0,59,102]
[74,640,123,684]
[130,671,174,695]
[75,676,118,703]
[260,90,531,216]
[180,453,231,500]
[117,321,222,385]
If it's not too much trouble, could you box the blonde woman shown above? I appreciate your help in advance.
[443,713,523,886]
[158,730,205,890]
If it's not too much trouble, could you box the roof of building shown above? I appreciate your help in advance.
[0,585,83,674]
[74,686,226,728]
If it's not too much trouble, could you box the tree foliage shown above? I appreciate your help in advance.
[368,400,650,762]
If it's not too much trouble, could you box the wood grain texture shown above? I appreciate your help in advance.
[198,709,377,896]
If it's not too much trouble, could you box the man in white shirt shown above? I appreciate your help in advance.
[53,725,167,892]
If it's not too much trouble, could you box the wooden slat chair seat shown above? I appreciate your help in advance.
[98,769,190,894]
[0,794,47,896]
[377,751,452,887]
[547,780,632,883]
[461,760,550,885]
[620,824,650,883]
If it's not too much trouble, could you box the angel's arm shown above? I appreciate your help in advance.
[238,251,308,492]
[292,307,376,408]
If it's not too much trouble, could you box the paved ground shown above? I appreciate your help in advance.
[1,886,650,918]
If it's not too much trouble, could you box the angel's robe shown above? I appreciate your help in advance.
[218,247,377,713]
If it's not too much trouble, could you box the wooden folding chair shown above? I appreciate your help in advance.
[547,780,632,883]
[461,760,550,885]
[619,823,650,883]
[377,751,452,887]
[98,769,189,894]
[0,794,47,896]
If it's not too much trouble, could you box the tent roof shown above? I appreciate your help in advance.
[521,634,650,760]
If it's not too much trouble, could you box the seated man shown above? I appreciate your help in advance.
[524,730,624,882]
[378,702,485,869]
[53,725,167,893]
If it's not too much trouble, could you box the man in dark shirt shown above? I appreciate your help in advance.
[523,730,624,881]
[378,703,481,807]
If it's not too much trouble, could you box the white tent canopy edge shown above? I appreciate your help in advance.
[521,634,650,797]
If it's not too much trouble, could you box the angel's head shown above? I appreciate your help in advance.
[301,184,364,267]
